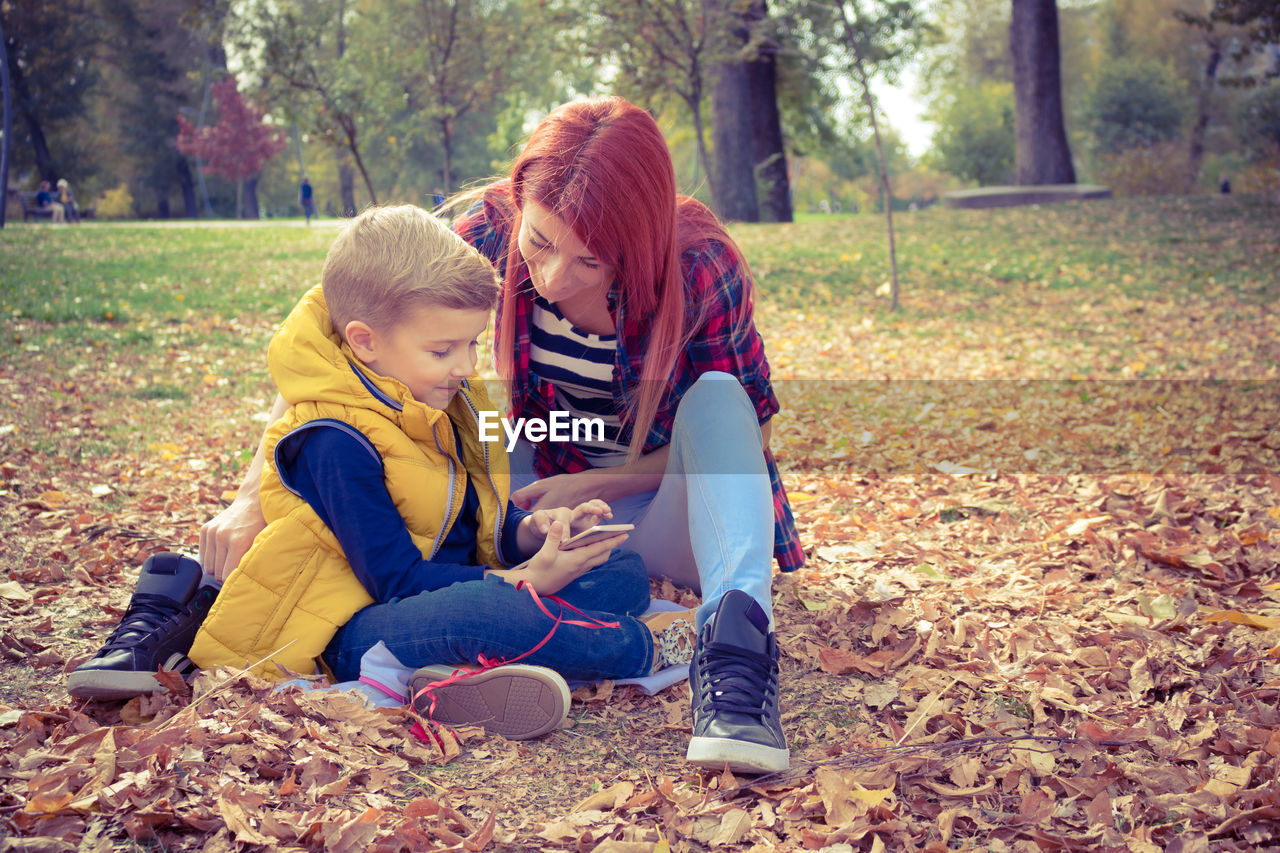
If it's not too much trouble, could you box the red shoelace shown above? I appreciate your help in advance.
[408,581,620,743]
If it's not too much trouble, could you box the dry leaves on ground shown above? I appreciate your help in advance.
[2,203,1278,850]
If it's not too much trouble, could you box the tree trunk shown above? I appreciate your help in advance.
[176,158,198,218]
[1,15,12,229]
[194,41,217,217]
[5,51,56,182]
[235,179,243,220]
[840,0,899,311]
[292,123,305,174]
[338,157,356,216]
[711,58,759,222]
[350,144,377,209]
[334,0,358,216]
[441,116,453,195]
[690,95,717,210]
[244,174,260,219]
[1009,0,1075,185]
[747,4,791,223]
[1187,38,1222,193]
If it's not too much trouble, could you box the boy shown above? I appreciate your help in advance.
[68,205,695,739]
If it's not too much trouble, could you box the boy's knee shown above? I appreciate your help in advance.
[600,549,652,613]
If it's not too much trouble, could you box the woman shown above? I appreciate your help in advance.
[202,97,800,774]
[451,96,801,773]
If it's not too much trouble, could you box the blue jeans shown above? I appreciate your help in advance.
[323,549,654,683]
[510,372,776,630]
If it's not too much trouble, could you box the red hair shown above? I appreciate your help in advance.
[495,96,750,458]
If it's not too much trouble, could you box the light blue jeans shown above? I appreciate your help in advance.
[511,372,775,629]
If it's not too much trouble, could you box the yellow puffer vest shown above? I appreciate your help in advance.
[189,285,509,678]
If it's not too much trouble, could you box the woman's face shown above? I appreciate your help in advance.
[517,201,615,305]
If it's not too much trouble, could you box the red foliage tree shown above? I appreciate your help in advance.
[177,78,286,218]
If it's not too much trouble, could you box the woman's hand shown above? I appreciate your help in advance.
[512,446,673,511]
[198,393,285,581]
[528,498,612,536]
[512,473,603,512]
[199,494,266,582]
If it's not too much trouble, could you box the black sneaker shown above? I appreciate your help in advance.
[66,552,217,700]
[686,589,790,774]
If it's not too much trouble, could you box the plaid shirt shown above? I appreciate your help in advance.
[455,182,805,572]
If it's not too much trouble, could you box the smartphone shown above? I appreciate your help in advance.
[559,523,635,551]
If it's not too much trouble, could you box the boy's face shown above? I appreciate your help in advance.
[351,304,489,410]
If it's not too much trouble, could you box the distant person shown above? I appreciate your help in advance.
[34,180,65,223]
[832,199,841,213]
[818,198,830,214]
[1219,175,1231,194]
[432,187,445,210]
[300,176,316,225]
[56,179,80,223]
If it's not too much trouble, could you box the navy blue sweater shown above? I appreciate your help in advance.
[274,424,529,603]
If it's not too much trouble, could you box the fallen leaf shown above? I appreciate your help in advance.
[0,580,32,602]
[1200,609,1280,630]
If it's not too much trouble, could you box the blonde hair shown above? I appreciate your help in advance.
[323,204,498,338]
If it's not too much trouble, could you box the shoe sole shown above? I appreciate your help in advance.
[66,654,193,701]
[409,664,570,741]
[687,735,791,774]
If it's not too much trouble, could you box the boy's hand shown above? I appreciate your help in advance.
[517,518,629,595]
[517,500,612,557]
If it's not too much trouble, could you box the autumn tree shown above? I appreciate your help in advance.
[743,3,793,223]
[710,0,793,222]
[591,0,730,207]
[0,0,102,185]
[710,9,759,221]
[232,0,379,214]
[377,0,526,194]
[1171,0,1279,190]
[1,14,11,229]
[1008,0,1075,184]
[99,0,219,218]
[177,78,286,218]
[790,0,927,310]
[930,81,1016,185]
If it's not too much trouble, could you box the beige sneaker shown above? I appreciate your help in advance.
[642,607,699,674]
[408,663,570,741]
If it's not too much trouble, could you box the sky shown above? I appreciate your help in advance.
[873,67,936,160]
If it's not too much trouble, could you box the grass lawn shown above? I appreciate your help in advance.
[1,194,1278,851]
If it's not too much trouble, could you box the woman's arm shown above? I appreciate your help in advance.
[511,417,771,512]
[510,445,669,510]
[198,393,287,581]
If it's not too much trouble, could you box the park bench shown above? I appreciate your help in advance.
[18,191,96,222]
[942,184,1112,209]
[20,192,56,222]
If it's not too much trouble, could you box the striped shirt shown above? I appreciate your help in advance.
[529,298,628,466]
